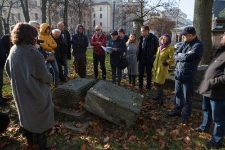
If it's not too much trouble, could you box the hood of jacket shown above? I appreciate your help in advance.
[40,23,50,35]
[75,24,85,34]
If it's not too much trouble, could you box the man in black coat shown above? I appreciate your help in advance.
[137,25,159,95]
[57,21,71,79]
[195,34,225,149]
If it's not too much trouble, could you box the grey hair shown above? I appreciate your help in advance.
[52,29,61,34]
[28,21,40,27]
[95,24,102,30]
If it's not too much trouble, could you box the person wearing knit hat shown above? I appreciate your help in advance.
[152,34,175,106]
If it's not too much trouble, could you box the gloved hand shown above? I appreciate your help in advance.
[162,61,169,66]
[151,56,156,63]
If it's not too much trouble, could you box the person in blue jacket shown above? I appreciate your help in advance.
[108,31,127,85]
[166,27,204,125]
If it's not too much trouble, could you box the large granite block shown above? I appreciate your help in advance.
[84,80,143,128]
[53,78,96,109]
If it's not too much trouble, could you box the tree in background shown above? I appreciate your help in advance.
[148,17,176,37]
[194,0,213,65]
[19,0,30,22]
[0,0,18,35]
[219,8,225,18]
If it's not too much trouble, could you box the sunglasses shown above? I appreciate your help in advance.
[96,29,101,31]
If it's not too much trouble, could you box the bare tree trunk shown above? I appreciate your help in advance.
[193,0,213,65]
[42,0,48,23]
[20,0,30,22]
[64,0,68,26]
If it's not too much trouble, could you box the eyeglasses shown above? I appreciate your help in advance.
[95,29,101,31]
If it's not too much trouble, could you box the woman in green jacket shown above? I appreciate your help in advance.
[152,34,175,106]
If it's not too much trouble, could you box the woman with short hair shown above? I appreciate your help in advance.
[152,34,175,106]
[5,22,55,149]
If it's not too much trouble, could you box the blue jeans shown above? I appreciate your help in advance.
[47,60,59,86]
[199,96,225,145]
[62,54,68,76]
[174,80,193,120]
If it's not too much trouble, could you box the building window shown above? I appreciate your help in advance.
[100,14,102,18]
[93,13,95,18]
[35,13,38,20]
[100,22,102,26]
[100,7,102,11]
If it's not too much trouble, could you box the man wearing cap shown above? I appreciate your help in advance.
[108,30,127,85]
[90,25,107,80]
[166,26,204,125]
[137,25,159,95]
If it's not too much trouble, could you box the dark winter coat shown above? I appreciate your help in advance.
[59,29,71,59]
[137,33,159,63]
[197,46,225,100]
[108,37,126,68]
[174,37,204,82]
[72,24,88,55]
[0,40,6,68]
[1,34,11,56]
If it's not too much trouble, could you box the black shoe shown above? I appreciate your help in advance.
[166,111,181,117]
[204,141,222,149]
[152,96,159,100]
[0,100,8,107]
[181,118,188,125]
[194,127,208,133]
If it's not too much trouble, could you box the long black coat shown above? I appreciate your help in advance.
[197,46,225,100]
[108,37,126,68]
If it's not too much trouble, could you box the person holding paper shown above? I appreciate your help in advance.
[108,31,127,85]
[90,25,107,80]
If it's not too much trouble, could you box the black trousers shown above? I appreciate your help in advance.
[138,59,153,90]
[75,54,86,78]
[93,54,106,80]
[20,127,51,150]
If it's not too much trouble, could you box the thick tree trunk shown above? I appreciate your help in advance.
[193,0,213,65]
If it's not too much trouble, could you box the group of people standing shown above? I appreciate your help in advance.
[0,21,225,149]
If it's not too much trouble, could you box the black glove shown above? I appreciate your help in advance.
[151,56,156,63]
[162,61,169,66]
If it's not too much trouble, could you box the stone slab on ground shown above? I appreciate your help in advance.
[52,78,97,109]
[54,107,91,122]
[84,80,143,128]
[64,121,90,132]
